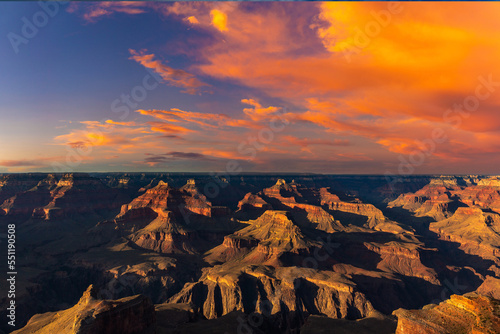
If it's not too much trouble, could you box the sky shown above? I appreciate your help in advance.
[1,1,500,175]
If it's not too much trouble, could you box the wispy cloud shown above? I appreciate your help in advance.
[142,151,214,166]
[0,160,43,167]
[67,1,149,22]
[129,49,210,95]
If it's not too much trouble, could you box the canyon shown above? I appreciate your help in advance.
[1,173,499,333]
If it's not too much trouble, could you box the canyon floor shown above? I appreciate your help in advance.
[1,173,500,334]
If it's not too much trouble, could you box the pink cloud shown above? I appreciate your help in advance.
[129,49,210,95]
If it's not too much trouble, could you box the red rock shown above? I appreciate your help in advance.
[0,174,126,220]
[393,293,500,334]
[169,266,376,321]
[12,285,156,334]
[237,192,272,210]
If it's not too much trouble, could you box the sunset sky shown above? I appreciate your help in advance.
[1,1,500,174]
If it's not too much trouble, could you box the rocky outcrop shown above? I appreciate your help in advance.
[389,176,500,219]
[393,293,500,334]
[205,210,319,266]
[475,276,500,300]
[169,265,376,321]
[320,188,410,234]
[0,174,127,220]
[13,285,156,334]
[320,188,385,220]
[364,242,438,284]
[456,179,500,214]
[130,211,197,254]
[0,174,46,204]
[290,203,344,233]
[118,181,193,217]
[237,192,272,211]
[237,182,405,234]
[109,180,237,255]
[388,183,459,221]
[430,206,500,260]
[118,180,220,219]
[262,179,302,204]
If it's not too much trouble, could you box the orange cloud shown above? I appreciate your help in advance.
[56,2,500,172]
[283,135,349,148]
[129,49,210,95]
[165,2,500,168]
[186,16,199,24]
[147,121,194,134]
[210,9,228,32]
[241,99,282,122]
[105,120,138,126]
[137,99,282,132]
[54,120,153,151]
[138,108,229,130]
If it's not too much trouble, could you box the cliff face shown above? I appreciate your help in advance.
[364,242,439,284]
[108,180,236,255]
[320,188,384,220]
[476,276,500,300]
[169,265,375,321]
[237,192,272,210]
[118,181,194,217]
[0,174,46,204]
[389,178,500,273]
[205,210,321,267]
[117,180,227,220]
[389,176,500,220]
[262,178,302,203]
[13,285,156,334]
[430,206,500,260]
[0,174,127,220]
[394,293,500,334]
[246,180,407,234]
[389,183,458,221]
[129,211,198,254]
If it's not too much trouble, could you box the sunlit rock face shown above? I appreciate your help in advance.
[12,285,156,334]
[394,293,500,334]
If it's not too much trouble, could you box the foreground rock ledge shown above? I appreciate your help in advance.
[12,285,156,334]
[393,293,500,334]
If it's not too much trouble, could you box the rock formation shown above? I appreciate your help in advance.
[169,265,376,321]
[430,206,500,260]
[5,174,500,334]
[105,180,237,255]
[0,173,127,220]
[393,293,500,334]
[12,285,156,334]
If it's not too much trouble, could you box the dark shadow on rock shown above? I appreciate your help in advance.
[351,274,442,314]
